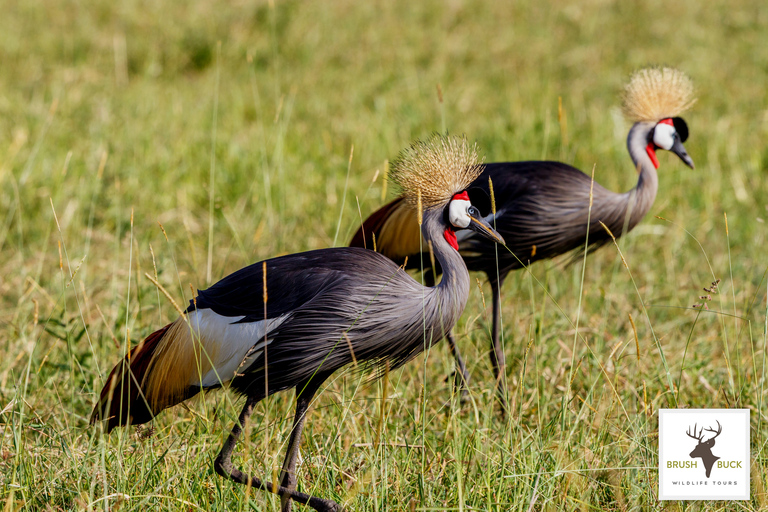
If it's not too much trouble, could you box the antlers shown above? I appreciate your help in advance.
[686,421,721,443]
[686,423,704,442]
[704,420,722,440]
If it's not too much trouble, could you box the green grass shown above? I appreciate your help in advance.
[1,0,768,510]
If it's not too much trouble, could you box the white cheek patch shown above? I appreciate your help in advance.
[653,123,676,151]
[448,199,471,228]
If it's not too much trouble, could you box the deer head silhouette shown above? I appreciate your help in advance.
[686,421,722,478]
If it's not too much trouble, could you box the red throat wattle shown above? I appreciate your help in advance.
[645,143,660,169]
[444,228,458,250]
[645,118,672,170]
[444,191,468,249]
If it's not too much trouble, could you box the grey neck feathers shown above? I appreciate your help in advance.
[620,121,660,231]
[421,208,470,315]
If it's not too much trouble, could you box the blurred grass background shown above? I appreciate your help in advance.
[1,0,767,510]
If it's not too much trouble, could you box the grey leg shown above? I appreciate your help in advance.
[489,278,509,416]
[279,374,329,512]
[446,330,470,401]
[214,389,341,512]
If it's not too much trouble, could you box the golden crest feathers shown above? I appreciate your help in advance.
[389,134,484,209]
[621,67,696,122]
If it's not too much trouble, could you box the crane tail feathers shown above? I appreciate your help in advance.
[90,318,199,432]
[349,197,403,249]
[349,197,421,263]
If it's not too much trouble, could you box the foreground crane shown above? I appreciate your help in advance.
[351,67,696,411]
[91,135,504,512]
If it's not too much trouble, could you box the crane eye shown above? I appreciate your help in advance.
[468,206,479,217]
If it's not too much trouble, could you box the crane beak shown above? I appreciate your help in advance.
[467,216,506,246]
[671,137,695,169]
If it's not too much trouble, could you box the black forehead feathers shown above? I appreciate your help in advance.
[672,117,689,142]
[466,187,492,216]
[442,201,451,224]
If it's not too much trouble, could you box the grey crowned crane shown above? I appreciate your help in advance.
[91,135,504,512]
[350,67,696,412]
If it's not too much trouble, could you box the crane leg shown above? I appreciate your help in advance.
[446,331,470,400]
[489,278,509,416]
[214,387,342,512]
[279,373,332,512]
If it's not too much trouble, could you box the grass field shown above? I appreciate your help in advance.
[2,0,768,510]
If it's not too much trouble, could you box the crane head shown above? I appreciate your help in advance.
[446,191,505,247]
[648,117,695,169]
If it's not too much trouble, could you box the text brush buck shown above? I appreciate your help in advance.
[91,135,504,512]
[351,67,696,412]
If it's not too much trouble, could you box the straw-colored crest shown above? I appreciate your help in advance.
[389,134,484,210]
[621,67,696,122]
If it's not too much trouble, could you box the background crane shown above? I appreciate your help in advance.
[91,135,504,512]
[350,67,696,412]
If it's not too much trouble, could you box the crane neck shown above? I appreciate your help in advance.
[624,121,660,228]
[420,208,471,310]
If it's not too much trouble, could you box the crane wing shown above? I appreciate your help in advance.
[459,161,622,272]
[93,247,399,431]
[183,248,392,383]
[351,160,627,278]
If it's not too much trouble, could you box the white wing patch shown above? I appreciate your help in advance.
[186,309,289,387]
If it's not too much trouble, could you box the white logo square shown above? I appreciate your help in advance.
[658,409,750,500]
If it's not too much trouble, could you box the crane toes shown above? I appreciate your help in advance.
[309,498,344,512]
[443,370,471,402]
